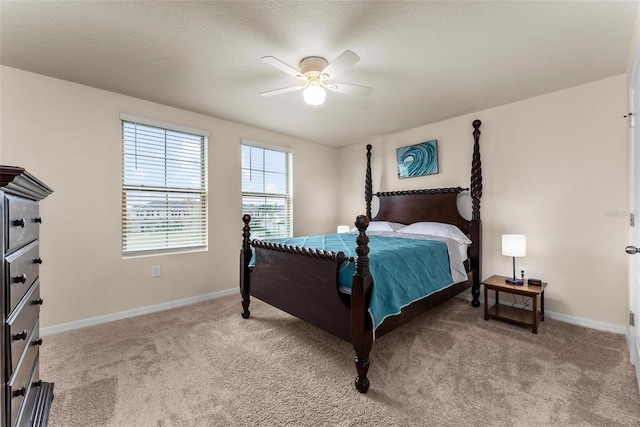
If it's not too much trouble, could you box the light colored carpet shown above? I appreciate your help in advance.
[41,295,640,426]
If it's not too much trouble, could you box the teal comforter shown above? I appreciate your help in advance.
[258,233,454,337]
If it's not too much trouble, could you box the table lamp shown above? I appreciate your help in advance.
[502,234,527,285]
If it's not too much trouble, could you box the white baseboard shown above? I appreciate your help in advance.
[41,288,239,337]
[455,293,626,334]
[42,288,627,338]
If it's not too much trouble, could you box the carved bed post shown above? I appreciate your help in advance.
[470,120,482,307]
[351,215,373,393]
[240,214,252,318]
[365,144,373,220]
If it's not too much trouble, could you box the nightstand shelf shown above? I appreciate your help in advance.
[482,275,547,334]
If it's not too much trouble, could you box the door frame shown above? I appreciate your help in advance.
[628,33,640,390]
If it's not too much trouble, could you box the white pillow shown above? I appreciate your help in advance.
[350,221,405,233]
[397,222,471,244]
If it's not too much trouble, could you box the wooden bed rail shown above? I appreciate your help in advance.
[374,187,468,196]
[251,239,354,263]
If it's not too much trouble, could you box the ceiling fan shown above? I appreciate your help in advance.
[260,50,373,105]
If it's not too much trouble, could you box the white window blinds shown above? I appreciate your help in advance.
[241,143,292,239]
[122,117,208,254]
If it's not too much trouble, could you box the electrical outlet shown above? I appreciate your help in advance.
[151,265,161,278]
[520,267,526,279]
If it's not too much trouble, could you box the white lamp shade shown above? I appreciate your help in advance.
[337,225,350,233]
[502,234,527,257]
[303,85,326,105]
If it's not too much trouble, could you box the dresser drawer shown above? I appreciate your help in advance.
[8,328,39,427]
[6,241,40,315]
[7,283,41,376]
[15,359,40,427]
[6,194,40,253]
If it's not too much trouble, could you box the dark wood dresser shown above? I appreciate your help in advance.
[1,166,54,427]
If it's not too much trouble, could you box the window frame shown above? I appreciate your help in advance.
[121,113,209,256]
[241,139,293,240]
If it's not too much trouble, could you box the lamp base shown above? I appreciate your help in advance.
[505,278,524,285]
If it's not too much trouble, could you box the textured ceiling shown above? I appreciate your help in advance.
[1,1,638,147]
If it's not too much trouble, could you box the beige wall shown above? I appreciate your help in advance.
[1,65,629,329]
[0,66,338,327]
[338,75,629,327]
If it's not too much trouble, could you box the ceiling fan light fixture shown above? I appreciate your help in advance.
[261,50,371,105]
[303,84,326,105]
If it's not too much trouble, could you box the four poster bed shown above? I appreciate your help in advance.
[240,120,483,393]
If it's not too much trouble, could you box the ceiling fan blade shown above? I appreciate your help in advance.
[323,82,372,97]
[321,50,360,79]
[259,85,306,97]
[261,56,307,81]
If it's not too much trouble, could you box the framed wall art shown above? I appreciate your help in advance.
[396,140,439,178]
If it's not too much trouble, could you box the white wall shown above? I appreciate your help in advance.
[338,75,629,327]
[0,66,338,327]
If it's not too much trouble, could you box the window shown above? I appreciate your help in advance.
[121,114,208,254]
[241,142,292,239]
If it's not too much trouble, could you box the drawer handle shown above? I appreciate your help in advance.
[12,387,26,398]
[32,298,44,305]
[12,330,27,341]
[34,217,42,224]
[33,257,43,264]
[13,218,25,228]
[32,338,43,346]
[13,274,27,283]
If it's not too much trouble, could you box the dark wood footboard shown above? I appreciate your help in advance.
[240,215,362,343]
[240,214,375,392]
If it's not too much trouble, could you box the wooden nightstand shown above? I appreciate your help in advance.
[482,275,547,334]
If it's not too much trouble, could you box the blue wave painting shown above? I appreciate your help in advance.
[396,140,438,178]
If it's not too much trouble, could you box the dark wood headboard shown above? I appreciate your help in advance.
[364,120,482,296]
[372,188,470,234]
[365,120,482,233]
